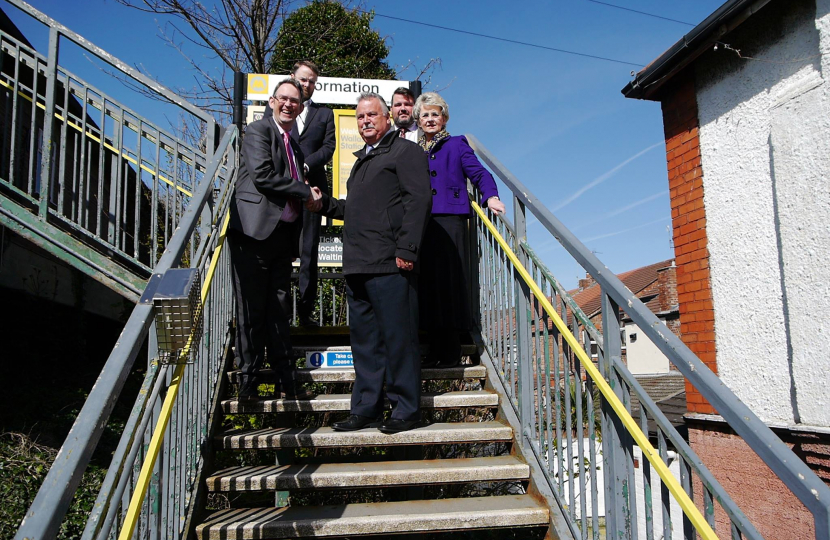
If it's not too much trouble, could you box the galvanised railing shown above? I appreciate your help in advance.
[14,125,238,540]
[0,0,217,300]
[467,133,830,540]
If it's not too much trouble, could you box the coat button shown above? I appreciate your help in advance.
[430,170,437,177]
[432,188,437,195]
[430,154,436,160]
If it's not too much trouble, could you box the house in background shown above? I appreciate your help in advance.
[623,0,830,537]
[570,258,680,375]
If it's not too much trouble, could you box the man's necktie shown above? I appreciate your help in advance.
[399,128,406,138]
[281,131,302,222]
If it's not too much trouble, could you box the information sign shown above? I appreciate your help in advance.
[305,350,354,369]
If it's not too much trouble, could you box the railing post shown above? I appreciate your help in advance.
[513,197,534,447]
[600,289,637,540]
[38,27,60,217]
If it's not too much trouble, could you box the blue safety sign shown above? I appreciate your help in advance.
[305,351,354,368]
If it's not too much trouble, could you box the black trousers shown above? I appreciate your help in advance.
[297,207,322,318]
[228,224,296,391]
[346,272,421,421]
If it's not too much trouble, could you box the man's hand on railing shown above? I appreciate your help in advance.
[306,186,323,212]
[487,196,506,216]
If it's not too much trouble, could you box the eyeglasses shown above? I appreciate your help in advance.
[272,95,301,105]
[419,111,443,119]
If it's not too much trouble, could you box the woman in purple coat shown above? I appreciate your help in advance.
[415,92,506,367]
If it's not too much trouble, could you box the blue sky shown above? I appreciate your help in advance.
[9,0,726,288]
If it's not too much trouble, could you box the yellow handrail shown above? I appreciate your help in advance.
[117,210,230,540]
[471,201,718,540]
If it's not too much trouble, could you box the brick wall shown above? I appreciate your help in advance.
[660,70,717,414]
[688,420,830,538]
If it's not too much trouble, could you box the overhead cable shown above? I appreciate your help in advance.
[586,0,695,27]
[365,11,644,67]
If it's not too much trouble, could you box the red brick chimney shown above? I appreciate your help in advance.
[656,263,678,312]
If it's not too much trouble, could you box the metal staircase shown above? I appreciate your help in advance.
[196,350,550,539]
[10,2,830,540]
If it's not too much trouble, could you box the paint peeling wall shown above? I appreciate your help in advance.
[695,0,830,427]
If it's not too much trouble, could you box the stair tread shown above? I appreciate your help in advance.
[221,390,498,413]
[226,365,487,384]
[217,421,513,449]
[207,455,530,491]
[196,494,549,539]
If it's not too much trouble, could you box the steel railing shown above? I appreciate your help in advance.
[0,0,217,299]
[14,125,238,540]
[467,133,830,540]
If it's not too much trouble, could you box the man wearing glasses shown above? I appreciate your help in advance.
[229,79,322,402]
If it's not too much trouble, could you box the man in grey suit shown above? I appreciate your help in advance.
[229,78,322,402]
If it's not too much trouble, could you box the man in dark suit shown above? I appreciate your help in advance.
[229,78,322,402]
[311,92,432,433]
[291,61,336,326]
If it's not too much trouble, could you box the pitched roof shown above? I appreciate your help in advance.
[568,259,673,319]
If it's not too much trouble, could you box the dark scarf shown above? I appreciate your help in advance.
[418,129,450,153]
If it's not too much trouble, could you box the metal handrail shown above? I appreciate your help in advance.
[518,239,763,539]
[467,132,830,539]
[0,1,220,299]
[472,200,718,540]
[14,126,238,540]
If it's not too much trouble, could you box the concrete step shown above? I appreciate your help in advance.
[216,421,513,450]
[207,455,530,492]
[226,364,487,385]
[195,494,549,539]
[221,389,498,413]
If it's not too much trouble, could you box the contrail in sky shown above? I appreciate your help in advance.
[582,217,670,243]
[553,141,664,212]
[573,190,668,231]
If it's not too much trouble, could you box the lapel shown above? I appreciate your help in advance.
[268,117,304,182]
[303,101,319,134]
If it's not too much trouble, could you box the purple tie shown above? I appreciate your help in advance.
[281,131,301,223]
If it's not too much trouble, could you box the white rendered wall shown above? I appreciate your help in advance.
[624,322,671,374]
[695,0,830,426]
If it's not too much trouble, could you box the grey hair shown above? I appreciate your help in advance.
[357,92,389,115]
[413,92,449,124]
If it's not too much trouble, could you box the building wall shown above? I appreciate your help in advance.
[694,0,830,426]
[624,321,671,374]
[688,420,829,539]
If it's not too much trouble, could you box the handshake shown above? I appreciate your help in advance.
[306,186,323,212]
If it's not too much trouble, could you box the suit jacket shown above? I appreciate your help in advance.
[292,102,335,193]
[322,130,432,275]
[424,135,499,215]
[230,116,310,251]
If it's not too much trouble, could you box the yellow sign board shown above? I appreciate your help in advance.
[332,110,362,227]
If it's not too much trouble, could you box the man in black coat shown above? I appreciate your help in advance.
[229,78,322,402]
[312,92,432,433]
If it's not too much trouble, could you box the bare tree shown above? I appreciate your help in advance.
[116,0,296,118]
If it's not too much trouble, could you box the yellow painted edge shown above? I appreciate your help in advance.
[332,109,355,227]
[0,78,194,197]
[471,201,718,540]
[117,210,230,540]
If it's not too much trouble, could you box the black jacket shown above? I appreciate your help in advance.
[292,102,335,193]
[322,130,432,275]
[230,117,310,252]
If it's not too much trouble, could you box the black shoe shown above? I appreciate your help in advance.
[379,418,423,434]
[332,414,382,431]
[298,315,320,327]
[237,375,259,403]
[421,354,440,369]
[436,357,461,369]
